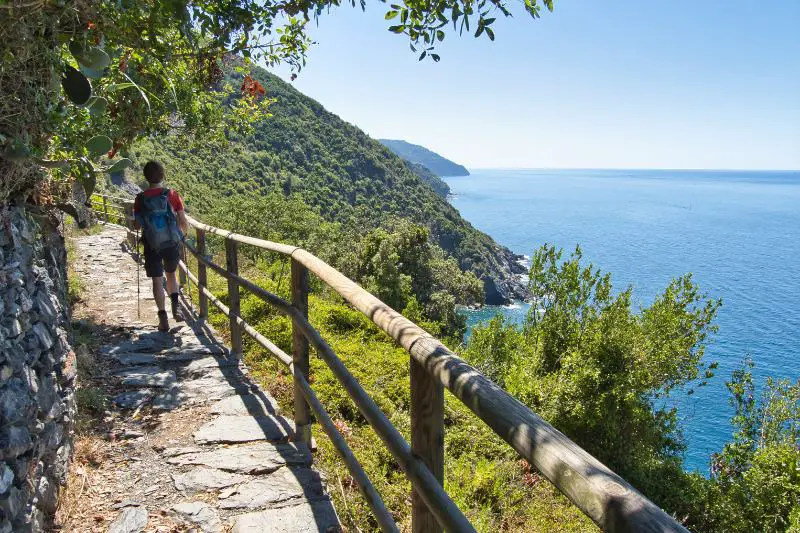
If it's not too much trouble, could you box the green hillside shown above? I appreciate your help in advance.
[403,159,451,197]
[380,138,470,177]
[127,66,527,304]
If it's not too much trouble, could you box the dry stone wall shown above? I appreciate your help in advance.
[0,201,76,532]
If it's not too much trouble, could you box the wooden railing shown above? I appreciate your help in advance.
[89,193,689,533]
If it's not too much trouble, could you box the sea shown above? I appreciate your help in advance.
[443,169,800,473]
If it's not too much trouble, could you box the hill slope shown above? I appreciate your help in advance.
[380,139,470,177]
[402,160,451,198]
[128,67,525,303]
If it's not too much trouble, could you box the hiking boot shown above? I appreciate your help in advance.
[157,310,170,332]
[171,298,184,322]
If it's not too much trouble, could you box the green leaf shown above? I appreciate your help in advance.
[36,159,70,169]
[121,72,151,115]
[80,47,111,70]
[419,50,427,60]
[106,158,132,173]
[431,54,441,62]
[77,164,97,197]
[62,66,92,106]
[388,25,404,34]
[105,82,136,92]
[85,135,113,158]
[385,10,399,20]
[88,96,108,116]
[69,40,85,60]
[436,30,445,41]
[80,65,106,79]
[486,27,495,41]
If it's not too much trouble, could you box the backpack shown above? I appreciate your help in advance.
[137,189,183,250]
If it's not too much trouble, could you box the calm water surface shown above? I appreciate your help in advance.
[444,169,800,472]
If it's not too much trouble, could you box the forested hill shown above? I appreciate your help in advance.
[129,66,526,304]
[402,160,451,198]
[379,139,470,177]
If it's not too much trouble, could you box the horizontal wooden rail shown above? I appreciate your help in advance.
[178,261,399,533]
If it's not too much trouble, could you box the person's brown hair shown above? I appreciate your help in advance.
[143,161,165,184]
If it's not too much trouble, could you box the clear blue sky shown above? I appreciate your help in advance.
[271,1,800,170]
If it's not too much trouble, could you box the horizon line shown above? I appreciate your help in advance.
[462,166,800,173]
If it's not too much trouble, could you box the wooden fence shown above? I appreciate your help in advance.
[89,193,689,533]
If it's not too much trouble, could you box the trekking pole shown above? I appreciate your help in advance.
[136,228,141,319]
[182,239,195,314]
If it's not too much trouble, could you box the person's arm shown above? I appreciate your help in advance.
[176,210,189,235]
[133,194,142,230]
[169,190,190,235]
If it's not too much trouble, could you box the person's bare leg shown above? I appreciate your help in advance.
[165,270,183,321]
[165,270,179,295]
[152,276,166,310]
[153,276,169,331]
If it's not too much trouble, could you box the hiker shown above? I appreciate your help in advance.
[133,161,189,332]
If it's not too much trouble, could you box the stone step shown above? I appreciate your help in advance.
[218,467,326,510]
[172,467,247,492]
[194,415,295,444]
[166,442,311,474]
[114,367,177,388]
[209,393,280,417]
[231,500,340,533]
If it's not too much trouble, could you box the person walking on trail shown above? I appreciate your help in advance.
[133,161,189,332]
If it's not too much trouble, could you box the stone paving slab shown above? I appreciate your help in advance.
[172,467,248,492]
[210,393,280,416]
[219,467,326,509]
[231,500,340,533]
[166,442,311,474]
[171,501,223,533]
[194,415,295,444]
[115,367,177,388]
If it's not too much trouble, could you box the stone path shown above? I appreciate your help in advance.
[67,227,340,532]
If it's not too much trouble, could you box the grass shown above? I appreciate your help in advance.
[64,217,103,305]
[64,220,112,434]
[180,251,595,532]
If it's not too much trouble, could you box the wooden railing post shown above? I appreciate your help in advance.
[123,201,135,250]
[411,360,444,533]
[225,237,243,354]
[102,195,109,223]
[196,229,208,319]
[291,258,312,448]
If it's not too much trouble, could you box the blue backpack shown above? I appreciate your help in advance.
[137,189,183,250]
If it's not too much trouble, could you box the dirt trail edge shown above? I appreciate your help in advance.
[62,226,340,533]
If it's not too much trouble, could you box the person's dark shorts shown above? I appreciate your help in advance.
[142,239,180,278]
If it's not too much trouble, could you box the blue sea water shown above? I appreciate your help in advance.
[444,169,800,473]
